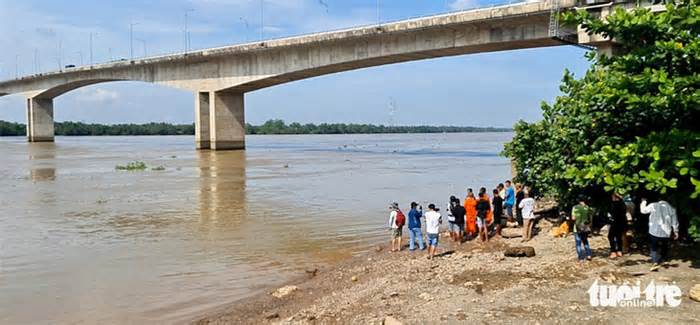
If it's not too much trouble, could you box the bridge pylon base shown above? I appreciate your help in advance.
[196,91,246,151]
[26,97,54,143]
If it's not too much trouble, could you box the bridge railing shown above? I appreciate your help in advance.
[5,0,656,82]
[5,0,550,82]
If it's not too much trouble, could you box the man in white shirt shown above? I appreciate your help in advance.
[424,204,442,260]
[518,191,536,242]
[640,198,679,271]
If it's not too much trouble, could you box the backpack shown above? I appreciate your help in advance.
[395,210,406,228]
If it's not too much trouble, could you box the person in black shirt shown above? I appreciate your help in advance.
[476,187,491,242]
[609,193,627,258]
[450,197,466,244]
[492,189,504,237]
[515,183,525,227]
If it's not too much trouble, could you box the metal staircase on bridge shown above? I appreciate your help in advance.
[548,0,597,51]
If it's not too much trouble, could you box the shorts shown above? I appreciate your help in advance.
[449,222,464,232]
[427,233,439,247]
[391,227,403,238]
[477,217,487,228]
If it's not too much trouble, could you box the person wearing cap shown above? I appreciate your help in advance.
[424,204,442,260]
[407,202,425,251]
[388,202,403,252]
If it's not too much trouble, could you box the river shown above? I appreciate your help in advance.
[0,133,512,324]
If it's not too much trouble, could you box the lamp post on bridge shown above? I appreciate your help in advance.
[136,38,147,58]
[130,22,139,60]
[184,9,195,53]
[57,38,63,71]
[89,32,98,65]
[240,17,250,42]
[34,49,40,74]
[260,0,265,41]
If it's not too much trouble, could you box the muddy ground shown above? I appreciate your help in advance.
[193,218,699,324]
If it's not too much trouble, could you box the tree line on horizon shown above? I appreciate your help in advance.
[0,119,511,136]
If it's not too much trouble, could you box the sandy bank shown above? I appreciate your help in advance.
[193,217,700,324]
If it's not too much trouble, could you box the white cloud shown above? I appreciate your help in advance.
[449,0,481,10]
[76,88,119,103]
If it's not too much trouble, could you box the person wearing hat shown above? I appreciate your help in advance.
[388,202,405,252]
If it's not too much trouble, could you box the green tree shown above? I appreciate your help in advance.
[504,1,700,239]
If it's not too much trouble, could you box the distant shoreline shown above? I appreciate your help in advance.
[0,119,512,137]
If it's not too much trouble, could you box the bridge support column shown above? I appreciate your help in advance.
[209,91,245,150]
[195,92,211,150]
[26,97,54,142]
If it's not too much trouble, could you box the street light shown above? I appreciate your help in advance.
[34,49,40,73]
[136,38,147,57]
[130,22,139,59]
[240,17,250,42]
[260,0,264,41]
[57,38,63,70]
[89,32,98,65]
[76,51,84,66]
[184,9,195,53]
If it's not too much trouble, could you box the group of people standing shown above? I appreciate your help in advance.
[389,180,681,272]
[388,180,535,259]
[570,193,679,271]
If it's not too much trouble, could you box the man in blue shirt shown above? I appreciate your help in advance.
[407,202,425,251]
[504,180,516,222]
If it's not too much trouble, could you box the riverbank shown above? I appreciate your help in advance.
[0,119,510,136]
[193,214,700,324]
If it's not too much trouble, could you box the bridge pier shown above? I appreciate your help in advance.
[26,97,54,142]
[195,91,246,150]
[195,92,211,149]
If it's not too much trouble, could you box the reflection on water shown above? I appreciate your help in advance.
[0,133,513,324]
[198,150,247,225]
[29,142,56,181]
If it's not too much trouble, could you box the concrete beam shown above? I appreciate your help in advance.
[195,91,211,150]
[209,91,245,150]
[27,97,54,142]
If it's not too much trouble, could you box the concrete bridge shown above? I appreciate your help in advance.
[0,0,642,150]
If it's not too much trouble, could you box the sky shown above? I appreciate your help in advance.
[0,0,591,127]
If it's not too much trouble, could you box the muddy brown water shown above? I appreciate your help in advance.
[0,133,512,324]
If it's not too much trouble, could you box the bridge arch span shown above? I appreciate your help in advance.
[0,0,630,149]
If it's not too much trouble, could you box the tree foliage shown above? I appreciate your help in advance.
[0,119,510,136]
[504,1,699,239]
[246,119,510,134]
